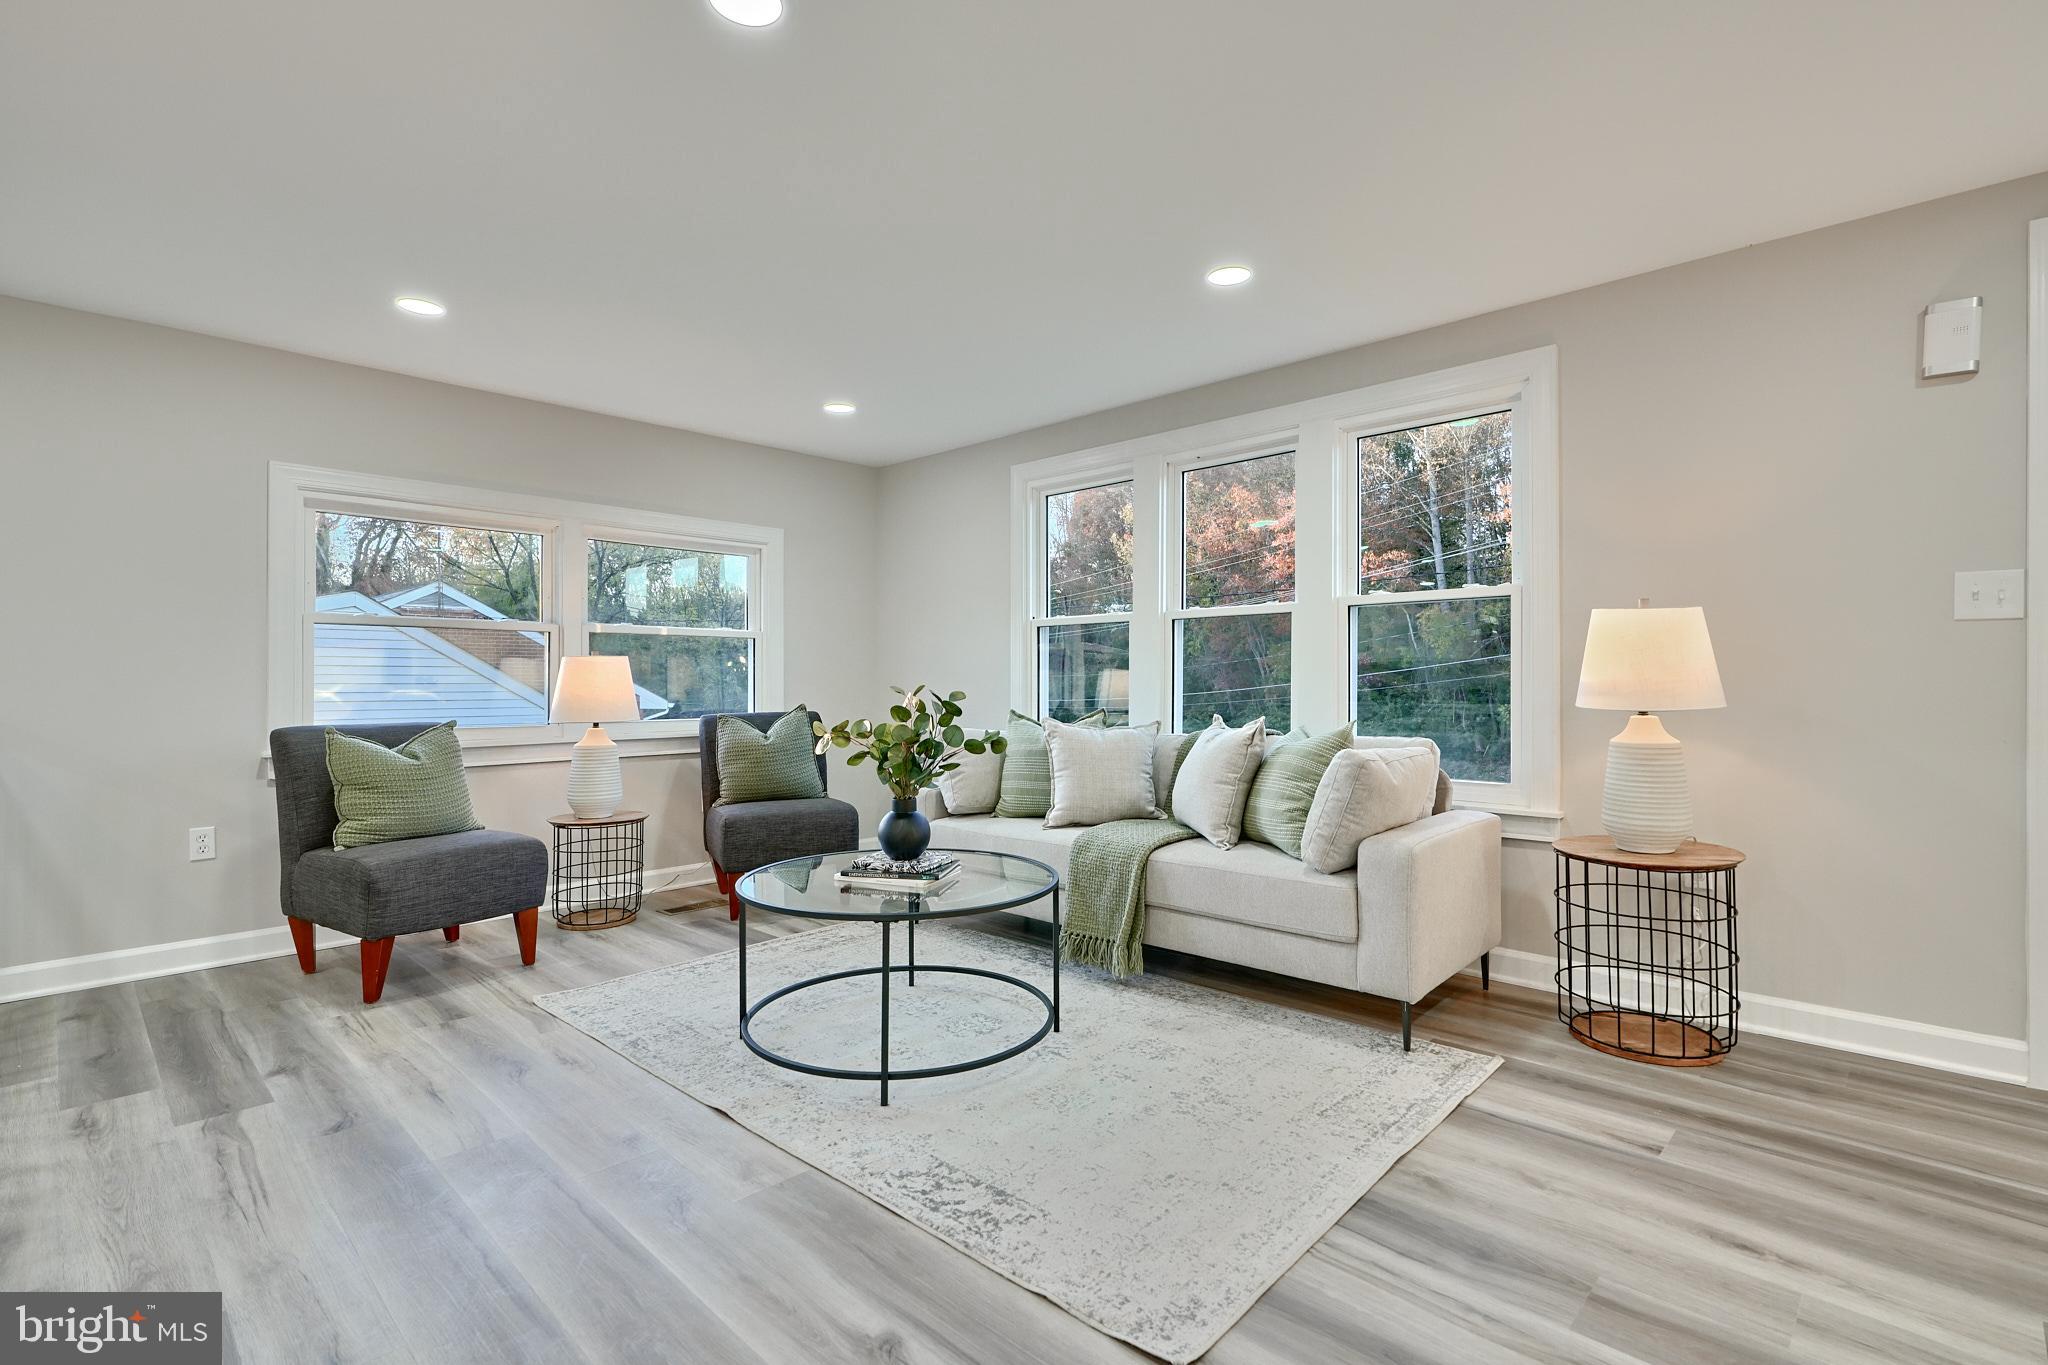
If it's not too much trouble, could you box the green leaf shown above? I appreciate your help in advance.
[948,690,966,701]
[942,725,964,746]
[963,738,985,754]
[848,750,868,765]
[990,735,1009,753]
[890,704,911,723]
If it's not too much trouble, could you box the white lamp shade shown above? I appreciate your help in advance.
[1576,606,1726,712]
[551,655,640,724]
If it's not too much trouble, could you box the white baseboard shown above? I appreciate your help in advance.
[1465,947,2030,1086]
[0,862,716,1006]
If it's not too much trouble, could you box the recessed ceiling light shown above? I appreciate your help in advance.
[394,296,446,317]
[1205,265,1253,288]
[710,0,783,25]
[822,401,857,416]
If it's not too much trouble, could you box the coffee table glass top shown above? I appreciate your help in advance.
[735,849,1058,922]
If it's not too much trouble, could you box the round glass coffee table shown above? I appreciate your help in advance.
[734,849,1060,1106]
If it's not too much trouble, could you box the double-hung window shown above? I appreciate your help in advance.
[308,508,558,731]
[1348,412,1514,781]
[1036,479,1134,723]
[586,536,758,719]
[1172,449,1295,730]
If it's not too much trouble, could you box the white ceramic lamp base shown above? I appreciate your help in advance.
[566,723,624,818]
[1601,712,1693,854]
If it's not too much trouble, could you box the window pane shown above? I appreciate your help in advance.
[1039,622,1130,724]
[1357,412,1511,593]
[313,622,549,728]
[590,634,751,719]
[589,539,749,628]
[1184,452,1295,607]
[315,513,540,620]
[1177,614,1291,732]
[1353,596,1511,782]
[1046,482,1133,616]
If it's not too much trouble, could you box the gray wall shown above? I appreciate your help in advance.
[0,296,884,972]
[879,172,2048,1040]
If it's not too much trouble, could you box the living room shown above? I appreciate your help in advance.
[3,3,2045,1362]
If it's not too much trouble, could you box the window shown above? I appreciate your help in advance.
[1174,451,1294,730]
[588,538,756,719]
[270,464,783,759]
[1037,481,1133,722]
[1007,348,1558,836]
[1351,412,1513,781]
[310,511,555,728]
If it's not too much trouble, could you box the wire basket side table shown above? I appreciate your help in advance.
[549,811,648,931]
[1553,835,1743,1066]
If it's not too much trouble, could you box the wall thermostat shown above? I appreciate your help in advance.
[1921,296,1981,378]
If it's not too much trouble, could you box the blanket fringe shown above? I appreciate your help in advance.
[1060,926,1146,978]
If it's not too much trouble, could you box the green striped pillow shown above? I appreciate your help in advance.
[716,706,825,803]
[994,709,1103,819]
[1241,724,1353,858]
[325,721,482,850]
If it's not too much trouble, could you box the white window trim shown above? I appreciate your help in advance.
[1167,442,1299,730]
[266,462,785,768]
[1008,348,1560,839]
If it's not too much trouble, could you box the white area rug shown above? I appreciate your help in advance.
[536,922,1499,1362]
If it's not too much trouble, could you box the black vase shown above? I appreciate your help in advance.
[877,796,931,862]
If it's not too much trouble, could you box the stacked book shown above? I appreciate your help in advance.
[835,851,961,896]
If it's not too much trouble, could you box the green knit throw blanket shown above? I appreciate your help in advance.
[1059,818,1199,977]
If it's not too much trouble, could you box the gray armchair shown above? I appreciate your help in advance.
[270,723,549,1003]
[701,709,860,919]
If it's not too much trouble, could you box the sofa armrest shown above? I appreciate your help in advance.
[1354,808,1502,1004]
[917,788,949,821]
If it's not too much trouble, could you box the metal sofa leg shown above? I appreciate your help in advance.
[1481,951,1490,990]
[1401,1001,1412,1052]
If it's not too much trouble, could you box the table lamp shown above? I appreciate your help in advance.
[551,655,640,818]
[1575,601,1725,854]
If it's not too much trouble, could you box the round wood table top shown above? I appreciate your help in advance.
[1551,834,1744,872]
[548,810,649,828]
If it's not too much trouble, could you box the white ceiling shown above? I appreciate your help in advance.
[5,2,2048,466]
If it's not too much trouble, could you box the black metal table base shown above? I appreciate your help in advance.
[739,884,1061,1106]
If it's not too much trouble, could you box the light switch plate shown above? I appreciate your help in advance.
[1954,569,2024,620]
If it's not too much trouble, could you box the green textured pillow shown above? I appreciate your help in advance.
[716,706,825,803]
[1157,730,1202,819]
[1241,724,1354,858]
[325,721,482,850]
[993,709,1104,819]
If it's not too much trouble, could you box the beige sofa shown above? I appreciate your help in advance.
[918,733,1503,1048]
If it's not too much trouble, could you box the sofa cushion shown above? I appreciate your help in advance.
[937,814,1354,943]
[715,706,826,803]
[293,828,546,939]
[1241,724,1352,858]
[323,721,481,850]
[706,797,860,874]
[934,745,1004,815]
[1145,837,1357,942]
[1170,717,1265,849]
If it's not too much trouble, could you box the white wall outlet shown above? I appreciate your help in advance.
[1953,569,2024,620]
[1921,296,1982,378]
[188,826,216,861]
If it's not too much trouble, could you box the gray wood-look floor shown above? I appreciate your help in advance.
[4,890,2044,1364]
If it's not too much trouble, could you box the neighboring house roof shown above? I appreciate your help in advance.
[314,584,671,725]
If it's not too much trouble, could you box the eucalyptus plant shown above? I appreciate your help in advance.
[813,686,1007,801]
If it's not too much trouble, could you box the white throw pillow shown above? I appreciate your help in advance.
[1169,716,1266,848]
[1044,720,1162,827]
[1298,746,1439,874]
[933,743,1004,816]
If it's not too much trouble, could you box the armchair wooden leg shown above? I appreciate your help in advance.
[714,862,742,921]
[443,925,460,942]
[360,937,395,1003]
[513,907,538,965]
[288,916,317,974]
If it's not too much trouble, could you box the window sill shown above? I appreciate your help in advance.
[1452,803,1563,843]
[257,733,700,783]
